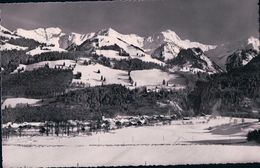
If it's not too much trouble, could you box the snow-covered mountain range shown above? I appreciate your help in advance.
[14,27,95,50]
[72,28,164,65]
[59,32,95,49]
[9,26,217,59]
[1,24,259,80]
[0,25,26,51]
[15,27,65,48]
[206,36,259,70]
[144,30,217,61]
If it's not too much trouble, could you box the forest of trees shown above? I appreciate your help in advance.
[7,37,45,50]
[57,84,188,118]
[2,67,73,98]
[247,129,260,144]
[188,54,260,117]
[92,55,165,71]
[0,50,30,73]
[2,84,188,123]
[0,49,90,73]
[100,44,130,56]
[226,49,258,72]
[26,51,88,64]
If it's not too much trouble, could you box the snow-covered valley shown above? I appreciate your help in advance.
[3,117,260,167]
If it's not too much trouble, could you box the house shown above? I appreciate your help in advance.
[183,117,191,120]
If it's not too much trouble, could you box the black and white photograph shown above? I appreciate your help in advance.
[0,0,260,167]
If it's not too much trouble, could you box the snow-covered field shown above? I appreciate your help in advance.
[3,117,260,167]
[11,59,76,74]
[26,46,67,56]
[1,98,42,110]
[72,63,130,87]
[95,49,129,60]
[0,42,28,51]
[11,59,180,89]
[131,69,178,87]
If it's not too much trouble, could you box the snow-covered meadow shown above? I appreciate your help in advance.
[26,46,67,56]
[0,42,28,51]
[3,117,260,167]
[11,59,186,89]
[72,63,130,87]
[131,69,178,87]
[11,59,76,74]
[1,98,42,110]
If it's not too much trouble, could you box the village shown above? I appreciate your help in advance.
[1,112,210,138]
[3,111,248,139]
[2,114,180,138]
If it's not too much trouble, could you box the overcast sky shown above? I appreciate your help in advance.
[0,0,258,44]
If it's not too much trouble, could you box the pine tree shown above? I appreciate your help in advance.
[129,76,132,83]
[162,79,166,85]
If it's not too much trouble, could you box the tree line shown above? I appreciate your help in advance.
[2,84,188,123]
[2,67,73,98]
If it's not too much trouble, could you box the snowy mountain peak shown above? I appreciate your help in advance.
[15,27,65,48]
[0,24,20,40]
[147,29,216,62]
[107,27,118,34]
[191,48,203,56]
[68,32,95,45]
[90,28,144,48]
[161,29,182,42]
[97,28,120,37]
[45,27,63,34]
[168,48,222,74]
[73,28,163,65]
[225,48,258,72]
[0,25,12,34]
[16,27,64,38]
[247,36,259,51]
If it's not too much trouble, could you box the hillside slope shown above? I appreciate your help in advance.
[189,54,260,117]
[167,48,222,74]
[206,36,259,70]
